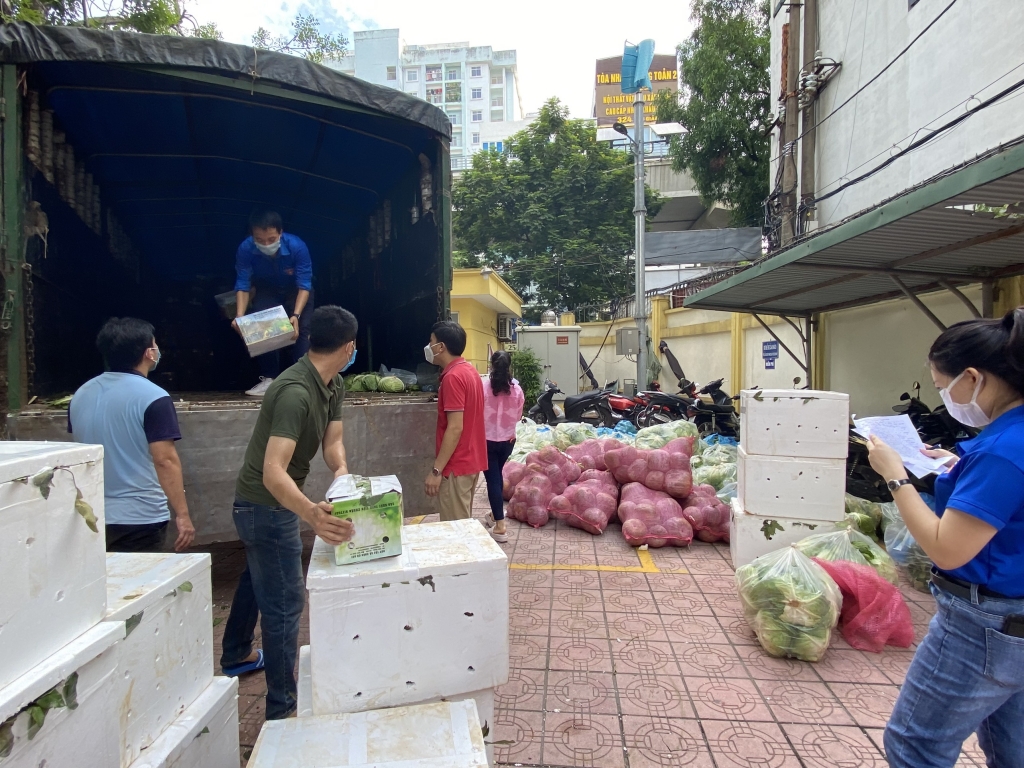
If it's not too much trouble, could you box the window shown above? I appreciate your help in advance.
[451,133,462,148]
[406,69,418,82]
[450,311,460,325]
[471,88,482,100]
[448,112,461,125]
[472,110,483,122]
[491,96,503,107]
[426,66,442,82]
[446,68,461,81]
[426,87,443,104]
[471,66,482,78]
[386,66,397,81]
[491,72,503,86]
[472,133,480,145]
[445,83,462,103]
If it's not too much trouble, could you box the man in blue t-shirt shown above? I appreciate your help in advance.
[69,318,195,552]
[232,210,314,398]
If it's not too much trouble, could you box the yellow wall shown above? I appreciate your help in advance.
[451,297,499,373]
[451,269,523,374]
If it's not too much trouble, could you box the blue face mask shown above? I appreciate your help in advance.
[342,348,357,373]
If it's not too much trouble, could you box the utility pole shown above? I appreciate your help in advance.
[632,96,648,391]
[780,2,801,245]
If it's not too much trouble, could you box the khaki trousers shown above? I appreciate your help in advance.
[438,473,480,521]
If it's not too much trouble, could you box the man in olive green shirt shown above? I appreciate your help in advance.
[220,305,358,720]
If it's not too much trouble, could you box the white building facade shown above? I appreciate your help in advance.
[328,30,519,167]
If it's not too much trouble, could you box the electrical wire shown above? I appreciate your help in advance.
[812,73,1024,205]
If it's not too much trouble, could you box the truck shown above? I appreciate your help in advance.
[0,23,452,542]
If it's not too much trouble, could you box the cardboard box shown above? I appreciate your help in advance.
[729,498,839,568]
[105,553,214,767]
[740,389,849,459]
[127,677,239,768]
[248,700,489,768]
[737,447,846,522]
[0,621,122,768]
[327,475,404,566]
[306,520,509,716]
[236,306,295,358]
[0,441,107,691]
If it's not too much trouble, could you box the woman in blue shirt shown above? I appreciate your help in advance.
[868,307,1024,768]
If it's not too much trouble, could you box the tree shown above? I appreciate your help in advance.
[453,99,662,313]
[1,1,221,36]
[657,0,770,227]
[252,13,347,64]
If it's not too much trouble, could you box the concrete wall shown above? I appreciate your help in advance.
[770,0,1024,229]
[10,401,438,546]
[822,285,983,417]
[451,297,498,373]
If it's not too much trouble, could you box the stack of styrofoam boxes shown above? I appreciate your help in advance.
[732,390,850,567]
[105,552,239,768]
[299,519,509,766]
[0,442,122,767]
[249,699,489,767]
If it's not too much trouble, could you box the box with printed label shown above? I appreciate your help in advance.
[327,474,403,566]
[105,552,214,767]
[236,305,295,358]
[0,441,107,692]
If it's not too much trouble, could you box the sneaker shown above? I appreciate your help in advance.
[246,377,274,397]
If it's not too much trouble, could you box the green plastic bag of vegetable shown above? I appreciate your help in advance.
[634,420,700,450]
[736,545,841,662]
[794,529,900,586]
[691,461,738,491]
[553,422,599,450]
[691,443,737,469]
[840,494,890,538]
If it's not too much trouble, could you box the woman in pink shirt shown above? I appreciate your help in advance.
[481,351,525,543]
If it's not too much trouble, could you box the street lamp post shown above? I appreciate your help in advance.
[632,97,648,391]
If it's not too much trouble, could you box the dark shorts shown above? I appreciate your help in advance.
[105,521,169,553]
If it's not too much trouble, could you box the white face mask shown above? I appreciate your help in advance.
[424,342,437,364]
[255,239,281,256]
[939,371,991,428]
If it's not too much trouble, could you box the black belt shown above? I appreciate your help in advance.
[931,570,1014,601]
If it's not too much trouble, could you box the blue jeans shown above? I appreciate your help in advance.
[483,440,514,521]
[220,499,305,720]
[885,583,1024,768]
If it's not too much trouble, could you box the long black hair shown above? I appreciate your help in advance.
[489,351,512,396]
[929,307,1024,395]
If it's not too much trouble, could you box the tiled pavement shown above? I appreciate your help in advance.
[203,488,986,768]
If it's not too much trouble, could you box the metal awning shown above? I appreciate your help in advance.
[685,140,1024,318]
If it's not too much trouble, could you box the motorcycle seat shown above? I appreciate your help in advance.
[693,402,736,415]
[564,392,604,409]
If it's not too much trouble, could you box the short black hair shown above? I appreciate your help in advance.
[431,320,467,356]
[96,317,155,372]
[249,209,283,232]
[310,306,358,353]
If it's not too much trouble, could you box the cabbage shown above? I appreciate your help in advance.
[634,420,699,450]
[360,374,382,392]
[883,511,933,592]
[794,529,899,586]
[841,494,889,538]
[344,374,363,392]
[691,461,738,491]
[378,376,406,393]
[553,422,599,450]
[837,511,879,540]
[736,546,841,662]
[691,443,737,469]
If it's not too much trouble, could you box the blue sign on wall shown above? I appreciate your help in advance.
[762,341,779,359]
[765,358,776,370]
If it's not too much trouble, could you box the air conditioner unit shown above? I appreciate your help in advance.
[497,316,515,341]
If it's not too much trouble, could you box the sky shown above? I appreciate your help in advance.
[189,0,695,120]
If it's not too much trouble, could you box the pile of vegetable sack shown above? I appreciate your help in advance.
[553,422,599,451]
[506,445,582,527]
[633,420,700,450]
[689,443,739,491]
[510,421,556,463]
[680,483,731,543]
[604,437,696,498]
[502,461,527,501]
[549,470,620,535]
[617,483,694,547]
[565,438,626,471]
[736,546,842,662]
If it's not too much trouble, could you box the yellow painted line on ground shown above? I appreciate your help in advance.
[636,548,659,572]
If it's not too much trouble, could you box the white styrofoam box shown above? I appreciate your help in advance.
[106,552,214,767]
[0,441,106,691]
[297,645,312,718]
[0,621,122,768]
[729,498,839,568]
[737,447,846,522]
[306,519,509,716]
[248,699,489,768]
[740,389,850,459]
[127,677,239,768]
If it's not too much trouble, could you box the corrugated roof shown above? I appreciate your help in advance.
[685,140,1024,316]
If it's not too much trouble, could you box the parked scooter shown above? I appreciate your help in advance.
[528,380,615,427]
[687,378,740,438]
[892,382,979,449]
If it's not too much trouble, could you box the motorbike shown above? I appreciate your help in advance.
[687,378,740,438]
[892,382,979,449]
[528,380,615,427]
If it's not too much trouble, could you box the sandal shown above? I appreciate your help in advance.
[222,649,265,677]
[490,529,508,543]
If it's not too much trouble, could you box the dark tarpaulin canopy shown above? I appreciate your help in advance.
[644,228,762,267]
[0,22,451,283]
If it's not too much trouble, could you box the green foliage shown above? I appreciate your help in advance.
[453,99,662,312]
[252,13,348,64]
[510,348,542,409]
[190,21,221,40]
[657,0,771,226]
[2,0,212,37]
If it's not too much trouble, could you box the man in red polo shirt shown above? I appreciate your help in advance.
[423,321,487,520]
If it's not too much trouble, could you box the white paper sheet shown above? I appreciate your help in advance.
[853,414,950,477]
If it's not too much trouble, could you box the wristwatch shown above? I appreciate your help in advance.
[887,478,912,493]
[431,467,442,477]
